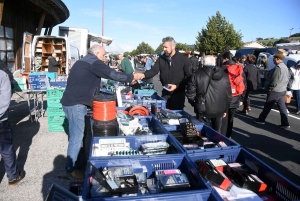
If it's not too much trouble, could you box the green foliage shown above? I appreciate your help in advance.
[130,49,138,56]
[195,11,243,55]
[273,38,290,46]
[176,43,192,51]
[256,37,263,40]
[155,44,163,54]
[291,32,300,37]
[134,42,154,55]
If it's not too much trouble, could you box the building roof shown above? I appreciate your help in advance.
[242,41,267,49]
[29,0,69,27]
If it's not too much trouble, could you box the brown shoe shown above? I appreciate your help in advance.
[9,170,25,187]
[67,170,84,180]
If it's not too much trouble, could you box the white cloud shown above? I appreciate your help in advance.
[104,42,136,54]
[81,8,102,18]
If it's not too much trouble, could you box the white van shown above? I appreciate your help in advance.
[267,42,300,71]
[21,32,80,75]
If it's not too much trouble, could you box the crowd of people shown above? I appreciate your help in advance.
[1,35,299,185]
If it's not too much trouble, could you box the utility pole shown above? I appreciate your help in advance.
[102,0,104,47]
[289,28,294,41]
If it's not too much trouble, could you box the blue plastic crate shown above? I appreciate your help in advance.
[118,115,168,136]
[29,81,47,90]
[28,73,47,83]
[188,148,300,201]
[157,110,203,131]
[89,134,185,160]
[82,155,212,200]
[133,89,157,96]
[171,124,240,155]
[121,94,166,111]
[49,81,67,88]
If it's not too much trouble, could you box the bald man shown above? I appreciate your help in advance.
[61,44,144,180]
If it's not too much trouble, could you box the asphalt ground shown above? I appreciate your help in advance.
[146,66,300,187]
[0,65,299,201]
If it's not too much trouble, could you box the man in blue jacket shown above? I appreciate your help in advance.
[0,61,25,186]
[60,44,144,180]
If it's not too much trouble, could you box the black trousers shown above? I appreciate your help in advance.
[196,114,223,133]
[258,91,289,126]
[243,89,252,110]
[162,90,185,110]
[221,108,237,138]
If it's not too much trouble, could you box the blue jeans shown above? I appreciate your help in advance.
[294,90,300,111]
[0,120,19,180]
[63,105,87,173]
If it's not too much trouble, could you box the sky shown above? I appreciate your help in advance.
[53,0,300,54]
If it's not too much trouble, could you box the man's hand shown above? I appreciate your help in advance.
[239,101,243,106]
[133,73,145,80]
[222,113,227,118]
[167,84,177,92]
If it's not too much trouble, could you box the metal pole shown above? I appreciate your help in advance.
[102,0,104,47]
[289,28,293,41]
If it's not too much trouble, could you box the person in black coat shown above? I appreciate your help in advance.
[242,54,260,114]
[186,55,232,132]
[48,53,60,73]
[189,51,199,73]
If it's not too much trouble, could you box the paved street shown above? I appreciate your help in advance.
[149,67,300,186]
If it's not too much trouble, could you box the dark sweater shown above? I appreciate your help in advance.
[48,56,60,72]
[243,64,260,91]
[144,51,191,92]
[61,54,133,107]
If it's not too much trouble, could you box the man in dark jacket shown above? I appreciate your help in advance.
[138,36,192,110]
[48,53,60,73]
[186,55,232,132]
[221,52,246,138]
[189,51,199,73]
[0,61,25,187]
[60,44,144,180]
[242,54,260,114]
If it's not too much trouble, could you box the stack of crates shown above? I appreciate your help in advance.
[13,77,27,91]
[46,89,68,132]
[29,72,57,90]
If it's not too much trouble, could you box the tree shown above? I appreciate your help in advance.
[256,37,263,41]
[176,43,192,51]
[130,49,138,56]
[266,41,274,47]
[155,44,163,54]
[273,38,290,46]
[134,42,154,55]
[155,42,192,54]
[195,11,243,55]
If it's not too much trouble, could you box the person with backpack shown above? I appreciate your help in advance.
[242,54,260,114]
[254,54,290,129]
[220,52,246,138]
[186,55,232,132]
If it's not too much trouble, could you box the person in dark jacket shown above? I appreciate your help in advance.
[189,51,199,73]
[186,55,232,132]
[242,54,260,114]
[216,46,230,67]
[220,52,246,138]
[0,61,25,187]
[48,53,60,72]
[139,36,192,110]
[60,44,144,180]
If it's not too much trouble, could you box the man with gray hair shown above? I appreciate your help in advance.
[186,55,232,132]
[61,44,144,180]
[138,36,192,110]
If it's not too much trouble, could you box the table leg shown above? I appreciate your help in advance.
[41,92,44,117]
[27,93,33,122]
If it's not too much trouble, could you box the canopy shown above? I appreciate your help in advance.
[88,33,113,46]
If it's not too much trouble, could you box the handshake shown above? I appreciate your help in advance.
[133,73,145,81]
